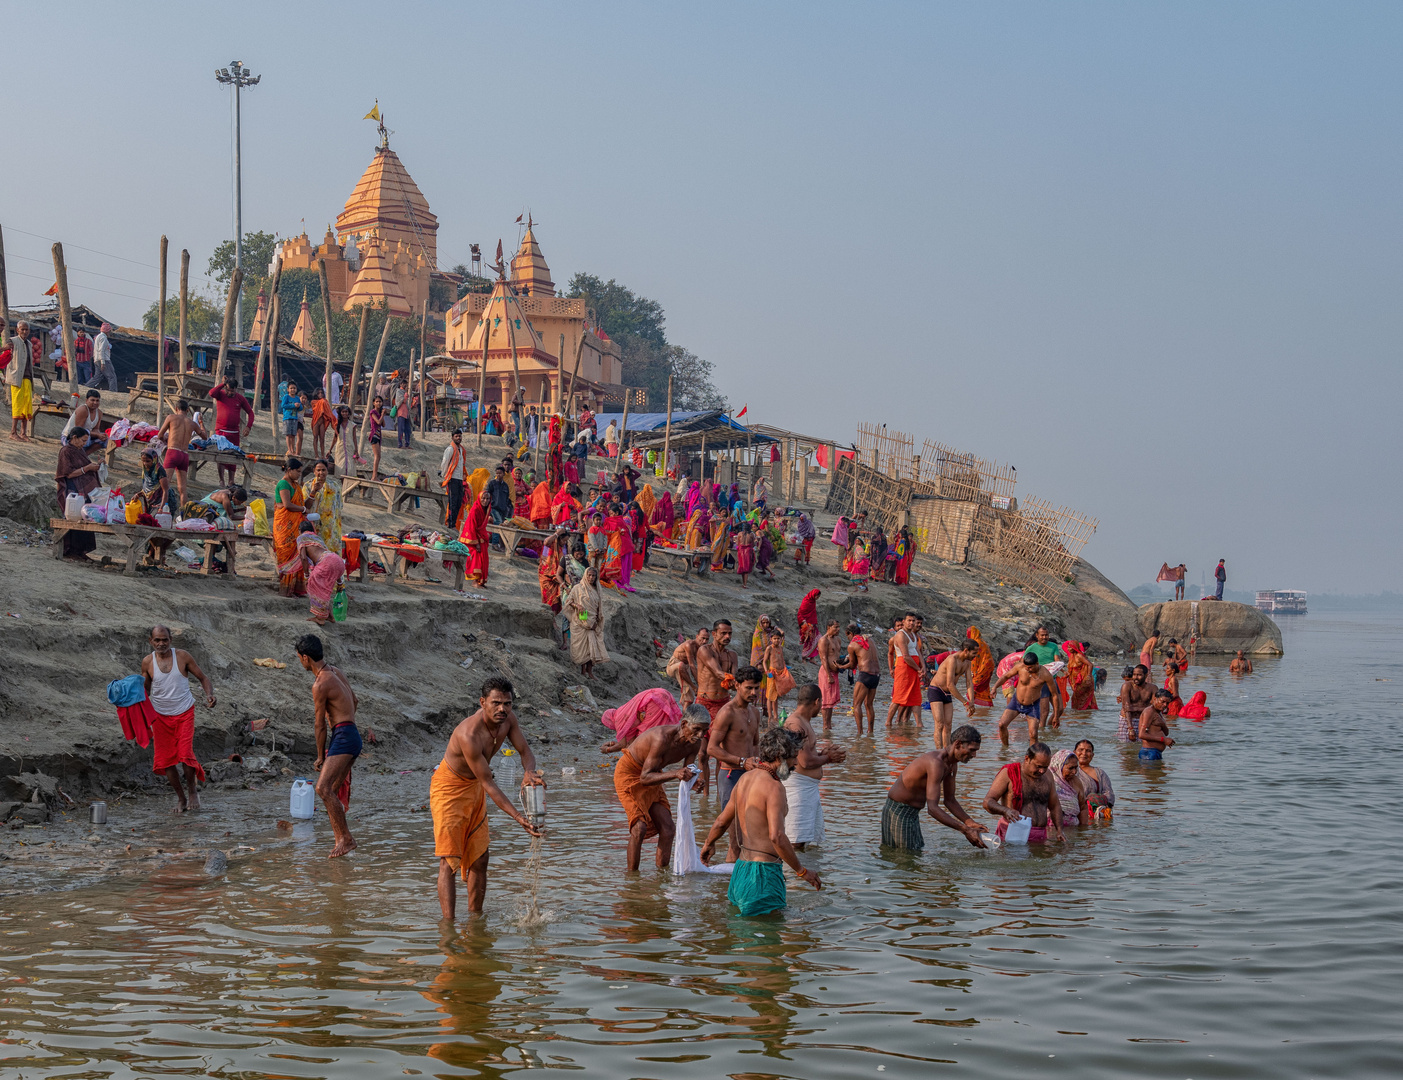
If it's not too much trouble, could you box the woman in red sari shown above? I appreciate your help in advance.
[649,490,676,541]
[551,483,582,527]
[511,467,531,519]
[601,506,632,589]
[893,527,916,585]
[457,488,491,586]
[1065,641,1098,710]
[796,588,821,661]
[627,503,648,572]
[539,531,565,612]
[528,480,553,529]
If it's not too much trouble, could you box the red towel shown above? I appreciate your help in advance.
[1003,761,1023,812]
[117,699,155,748]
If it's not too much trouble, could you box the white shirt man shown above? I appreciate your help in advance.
[89,324,116,390]
[324,370,344,405]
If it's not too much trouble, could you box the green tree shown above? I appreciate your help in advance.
[141,293,227,341]
[447,263,494,298]
[667,345,727,410]
[207,231,278,285]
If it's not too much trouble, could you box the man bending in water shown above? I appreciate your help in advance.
[432,676,544,916]
[296,634,361,858]
[881,725,989,851]
[982,741,1065,844]
[700,726,822,915]
[615,705,707,871]
[992,651,1060,745]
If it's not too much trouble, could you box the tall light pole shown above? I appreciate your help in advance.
[215,59,260,339]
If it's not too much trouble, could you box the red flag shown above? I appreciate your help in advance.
[44,281,58,296]
[736,404,748,418]
[495,240,503,261]
[515,214,524,223]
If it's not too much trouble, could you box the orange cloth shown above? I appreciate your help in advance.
[892,656,922,707]
[528,481,552,527]
[614,749,668,839]
[967,626,994,706]
[430,762,489,877]
[311,398,336,426]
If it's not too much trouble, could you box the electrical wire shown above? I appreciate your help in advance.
[4,268,151,303]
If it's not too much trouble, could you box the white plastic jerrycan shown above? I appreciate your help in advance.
[289,778,315,819]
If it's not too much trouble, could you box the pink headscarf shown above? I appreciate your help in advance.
[99,322,111,333]
[600,687,681,744]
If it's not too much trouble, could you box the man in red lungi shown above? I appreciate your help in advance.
[141,626,215,813]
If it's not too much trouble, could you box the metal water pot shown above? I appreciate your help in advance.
[521,784,546,826]
[89,802,107,824]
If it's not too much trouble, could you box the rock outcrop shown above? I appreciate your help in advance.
[1137,600,1283,655]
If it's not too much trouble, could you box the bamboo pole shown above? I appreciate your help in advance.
[357,310,393,458]
[347,302,369,414]
[215,267,242,382]
[254,256,283,418]
[699,430,706,485]
[177,249,189,375]
[661,374,673,483]
[51,244,77,397]
[533,383,544,474]
[317,258,334,403]
[0,225,10,349]
[563,332,585,428]
[505,296,522,440]
[267,294,282,442]
[408,347,417,441]
[618,389,632,478]
[418,298,428,433]
[476,297,489,448]
[156,236,168,426]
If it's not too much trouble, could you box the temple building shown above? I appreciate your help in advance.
[277,128,444,320]
[443,222,623,411]
[289,290,316,350]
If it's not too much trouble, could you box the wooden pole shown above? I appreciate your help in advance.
[533,383,544,474]
[357,309,392,457]
[505,296,522,439]
[564,331,585,429]
[699,430,706,484]
[0,225,10,349]
[850,445,859,519]
[51,244,77,397]
[418,298,428,433]
[661,374,673,483]
[348,301,369,414]
[177,249,189,375]
[317,258,334,403]
[618,389,632,478]
[476,297,489,448]
[156,236,167,426]
[267,294,282,442]
[252,259,279,422]
[216,267,242,381]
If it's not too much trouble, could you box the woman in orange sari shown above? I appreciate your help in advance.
[966,626,994,707]
[708,498,731,572]
[273,458,308,597]
[528,480,553,529]
[538,531,564,612]
[684,503,710,550]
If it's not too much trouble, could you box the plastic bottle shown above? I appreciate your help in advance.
[289,778,315,819]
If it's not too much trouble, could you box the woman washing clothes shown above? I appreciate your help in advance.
[294,522,346,625]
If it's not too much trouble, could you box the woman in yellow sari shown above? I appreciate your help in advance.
[303,459,343,555]
[273,458,308,596]
[684,503,710,550]
[708,499,731,571]
[966,626,994,707]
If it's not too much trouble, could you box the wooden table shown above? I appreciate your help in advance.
[342,475,448,514]
[491,524,555,559]
[357,542,465,590]
[648,544,713,579]
[49,518,272,576]
[186,448,253,488]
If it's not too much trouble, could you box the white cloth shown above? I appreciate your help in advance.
[325,370,343,405]
[669,777,734,876]
[782,772,825,844]
[148,651,195,715]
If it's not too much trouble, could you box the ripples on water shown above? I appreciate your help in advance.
[3,613,1401,1078]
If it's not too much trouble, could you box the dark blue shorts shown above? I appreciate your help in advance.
[717,766,745,806]
[1138,747,1163,762]
[327,723,362,759]
[1010,698,1040,719]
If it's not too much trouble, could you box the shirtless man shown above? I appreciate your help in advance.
[1229,650,1254,675]
[991,651,1060,745]
[294,634,362,858]
[781,684,847,850]
[886,613,924,727]
[1138,688,1176,761]
[843,622,880,734]
[154,398,207,508]
[1117,664,1154,740]
[815,619,844,727]
[667,627,709,706]
[694,619,738,794]
[431,676,544,916]
[700,726,822,915]
[928,641,977,749]
[706,665,764,861]
[1140,630,1160,673]
[615,706,707,871]
[881,725,988,851]
[1167,637,1189,673]
[982,741,1065,844]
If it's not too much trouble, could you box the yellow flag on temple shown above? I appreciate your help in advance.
[363,104,381,121]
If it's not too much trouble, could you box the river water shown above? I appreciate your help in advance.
[3,611,1400,1078]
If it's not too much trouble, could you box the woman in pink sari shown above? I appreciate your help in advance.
[599,687,682,752]
[295,522,346,625]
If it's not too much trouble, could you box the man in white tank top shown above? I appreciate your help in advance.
[141,626,216,813]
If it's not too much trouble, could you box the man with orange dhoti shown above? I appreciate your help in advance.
[141,625,215,813]
[886,612,924,727]
[432,676,543,916]
[966,626,995,707]
[612,706,707,871]
[458,487,492,586]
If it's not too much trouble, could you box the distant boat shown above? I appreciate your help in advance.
[1256,590,1307,615]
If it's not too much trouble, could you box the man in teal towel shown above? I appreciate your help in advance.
[700,726,821,915]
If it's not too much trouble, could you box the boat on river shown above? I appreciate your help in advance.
[1256,589,1307,614]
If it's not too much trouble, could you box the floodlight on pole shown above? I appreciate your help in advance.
[215,59,260,339]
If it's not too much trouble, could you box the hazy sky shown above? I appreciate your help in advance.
[3,2,1399,594]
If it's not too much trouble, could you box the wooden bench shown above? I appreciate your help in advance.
[185,448,253,488]
[648,544,713,579]
[342,475,448,514]
[49,518,273,577]
[491,524,555,559]
[356,542,466,591]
